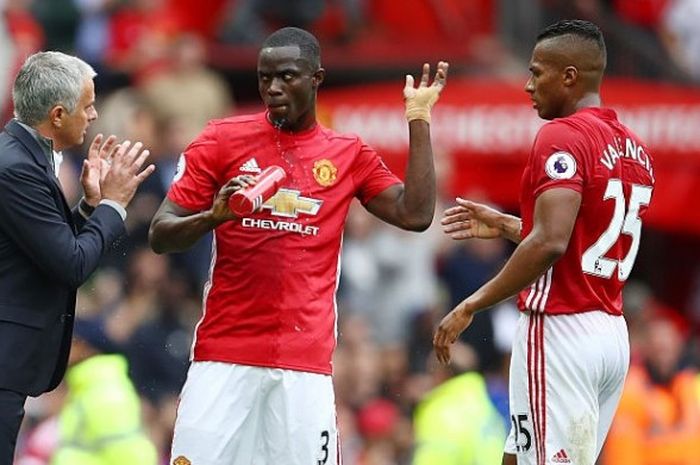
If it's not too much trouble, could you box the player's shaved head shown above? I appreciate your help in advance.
[535,20,606,89]
[261,27,321,71]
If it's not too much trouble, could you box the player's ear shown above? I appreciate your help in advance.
[563,65,578,87]
[312,68,325,88]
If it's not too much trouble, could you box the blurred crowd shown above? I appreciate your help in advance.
[2,1,700,464]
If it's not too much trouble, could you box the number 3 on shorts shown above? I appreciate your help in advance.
[318,430,330,465]
[511,413,533,452]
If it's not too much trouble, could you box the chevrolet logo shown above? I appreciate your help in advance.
[262,188,323,218]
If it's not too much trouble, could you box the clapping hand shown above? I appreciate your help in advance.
[81,134,120,207]
[99,140,155,209]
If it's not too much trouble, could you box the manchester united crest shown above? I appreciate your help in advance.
[173,456,191,465]
[312,159,338,187]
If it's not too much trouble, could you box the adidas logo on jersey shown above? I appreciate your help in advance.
[240,158,261,173]
[551,449,571,463]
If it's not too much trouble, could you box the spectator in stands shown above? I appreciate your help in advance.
[356,397,406,465]
[437,213,509,374]
[341,204,442,344]
[1,0,44,123]
[3,0,43,62]
[140,32,233,147]
[612,0,670,30]
[105,0,179,80]
[601,309,700,465]
[14,392,63,465]
[72,0,120,69]
[51,318,158,465]
[313,0,368,43]
[104,247,169,345]
[167,0,228,39]
[15,418,58,465]
[660,0,700,81]
[219,0,325,44]
[29,0,77,51]
[125,269,198,455]
[126,269,196,407]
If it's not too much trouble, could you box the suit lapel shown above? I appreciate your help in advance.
[4,120,76,229]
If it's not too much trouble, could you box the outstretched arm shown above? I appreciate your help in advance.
[365,62,449,231]
[149,175,254,254]
[441,198,522,244]
[433,187,581,364]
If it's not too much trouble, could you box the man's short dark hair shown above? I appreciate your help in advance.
[261,27,321,70]
[537,19,606,57]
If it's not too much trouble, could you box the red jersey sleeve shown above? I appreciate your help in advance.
[167,122,222,211]
[351,141,402,205]
[530,121,587,198]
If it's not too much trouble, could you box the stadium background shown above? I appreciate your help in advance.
[2,0,699,463]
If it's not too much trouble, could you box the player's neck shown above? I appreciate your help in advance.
[574,93,602,113]
[289,110,317,133]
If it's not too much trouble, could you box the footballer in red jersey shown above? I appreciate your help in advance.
[518,106,653,316]
[167,111,401,375]
[149,27,448,465]
[435,20,653,465]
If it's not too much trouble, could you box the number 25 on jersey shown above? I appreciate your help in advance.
[582,179,652,281]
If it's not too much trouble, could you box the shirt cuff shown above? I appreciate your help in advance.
[78,197,96,219]
[99,199,127,221]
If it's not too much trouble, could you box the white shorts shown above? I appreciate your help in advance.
[504,311,629,465]
[170,362,339,465]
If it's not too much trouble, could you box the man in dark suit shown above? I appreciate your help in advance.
[0,51,155,463]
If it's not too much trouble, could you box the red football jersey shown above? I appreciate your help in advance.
[518,108,654,315]
[168,112,401,374]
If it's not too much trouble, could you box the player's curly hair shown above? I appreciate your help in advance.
[261,27,321,70]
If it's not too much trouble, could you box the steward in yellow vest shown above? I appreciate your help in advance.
[51,319,158,465]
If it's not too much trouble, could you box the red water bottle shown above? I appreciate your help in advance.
[228,165,287,216]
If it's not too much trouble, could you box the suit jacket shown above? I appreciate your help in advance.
[0,120,125,396]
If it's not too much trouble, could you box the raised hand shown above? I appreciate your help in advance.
[404,61,449,123]
[99,140,156,209]
[80,134,119,207]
